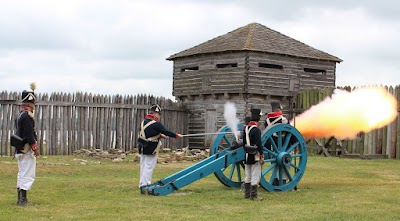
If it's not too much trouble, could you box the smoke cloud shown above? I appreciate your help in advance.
[292,87,398,140]
[223,102,240,140]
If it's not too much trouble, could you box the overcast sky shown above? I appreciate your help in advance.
[0,0,399,99]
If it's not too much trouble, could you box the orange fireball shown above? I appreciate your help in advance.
[291,87,398,140]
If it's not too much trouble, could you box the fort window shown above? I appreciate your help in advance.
[181,66,199,72]
[304,68,326,75]
[259,63,283,69]
[216,63,238,68]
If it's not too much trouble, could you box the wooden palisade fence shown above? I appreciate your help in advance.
[1,86,399,159]
[0,92,188,156]
[295,85,400,159]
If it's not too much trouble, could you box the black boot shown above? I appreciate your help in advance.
[17,188,21,205]
[273,178,279,186]
[244,183,251,199]
[250,185,264,201]
[140,186,150,195]
[19,189,29,206]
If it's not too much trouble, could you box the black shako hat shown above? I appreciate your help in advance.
[149,104,162,114]
[21,90,36,104]
[250,108,261,122]
[271,101,283,111]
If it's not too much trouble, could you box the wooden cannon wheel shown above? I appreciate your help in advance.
[210,123,308,192]
[260,124,308,192]
[210,123,245,188]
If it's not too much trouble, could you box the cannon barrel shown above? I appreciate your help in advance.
[229,139,243,149]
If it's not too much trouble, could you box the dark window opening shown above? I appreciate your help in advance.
[216,63,237,68]
[181,66,199,72]
[259,63,283,69]
[304,68,326,74]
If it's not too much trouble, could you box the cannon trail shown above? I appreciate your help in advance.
[291,87,398,140]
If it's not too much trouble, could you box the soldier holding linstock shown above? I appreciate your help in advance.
[137,104,182,193]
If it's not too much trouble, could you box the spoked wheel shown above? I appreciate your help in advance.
[260,124,307,192]
[210,124,244,188]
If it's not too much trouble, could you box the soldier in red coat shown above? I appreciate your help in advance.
[264,102,289,186]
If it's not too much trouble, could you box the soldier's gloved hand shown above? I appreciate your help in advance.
[260,154,265,165]
[31,143,39,157]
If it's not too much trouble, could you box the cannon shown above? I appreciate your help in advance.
[141,123,307,196]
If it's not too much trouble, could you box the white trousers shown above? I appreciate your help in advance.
[16,150,36,190]
[245,162,261,186]
[139,154,158,187]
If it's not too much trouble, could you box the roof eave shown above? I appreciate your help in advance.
[167,50,343,63]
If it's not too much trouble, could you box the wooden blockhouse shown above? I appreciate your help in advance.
[167,23,342,148]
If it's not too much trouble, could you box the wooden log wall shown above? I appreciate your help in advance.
[183,93,294,148]
[247,52,337,97]
[295,86,400,159]
[172,53,247,98]
[184,94,248,148]
[0,92,188,156]
[172,51,337,106]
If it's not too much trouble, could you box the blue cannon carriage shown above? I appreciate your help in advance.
[141,123,308,196]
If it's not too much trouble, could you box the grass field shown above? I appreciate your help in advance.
[1,155,400,221]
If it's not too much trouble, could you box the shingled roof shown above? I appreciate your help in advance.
[167,23,342,62]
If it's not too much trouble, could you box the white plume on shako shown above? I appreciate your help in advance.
[223,102,240,140]
[292,87,398,140]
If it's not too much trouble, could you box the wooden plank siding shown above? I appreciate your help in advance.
[172,51,337,99]
[183,94,297,148]
[0,92,188,156]
[183,96,247,148]
[248,52,336,96]
[172,52,247,97]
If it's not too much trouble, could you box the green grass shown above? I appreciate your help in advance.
[1,155,400,221]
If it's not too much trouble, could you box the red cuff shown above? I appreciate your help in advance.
[31,143,38,151]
